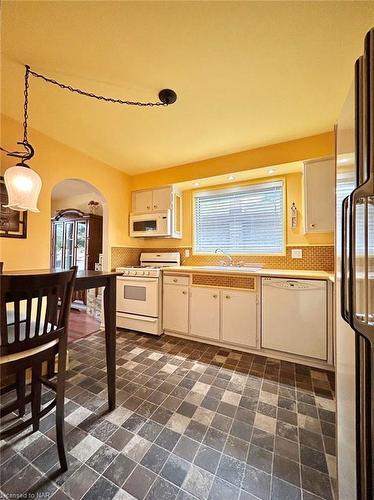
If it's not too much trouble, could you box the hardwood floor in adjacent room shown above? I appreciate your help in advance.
[68,309,101,344]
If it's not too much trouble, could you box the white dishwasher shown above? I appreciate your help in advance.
[261,277,327,360]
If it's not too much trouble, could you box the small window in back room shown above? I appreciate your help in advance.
[194,180,284,254]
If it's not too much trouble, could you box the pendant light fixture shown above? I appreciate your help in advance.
[2,66,42,212]
[1,65,177,213]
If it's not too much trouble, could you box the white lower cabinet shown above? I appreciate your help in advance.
[163,283,258,347]
[222,289,257,347]
[163,284,189,334]
[190,287,220,340]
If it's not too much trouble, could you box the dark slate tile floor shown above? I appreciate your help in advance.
[0,330,336,500]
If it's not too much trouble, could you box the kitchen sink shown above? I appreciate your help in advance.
[193,265,262,272]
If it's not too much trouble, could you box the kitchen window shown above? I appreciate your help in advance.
[194,180,285,254]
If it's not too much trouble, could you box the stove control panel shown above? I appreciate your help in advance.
[116,267,161,278]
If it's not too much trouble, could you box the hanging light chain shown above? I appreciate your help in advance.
[1,64,176,161]
[27,67,168,107]
[23,65,30,144]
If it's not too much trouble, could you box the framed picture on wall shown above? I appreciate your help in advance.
[0,176,27,238]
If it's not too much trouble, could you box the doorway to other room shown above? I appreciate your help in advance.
[51,179,106,343]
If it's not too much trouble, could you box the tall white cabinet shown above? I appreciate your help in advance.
[303,157,335,233]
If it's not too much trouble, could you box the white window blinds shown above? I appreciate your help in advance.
[194,181,284,254]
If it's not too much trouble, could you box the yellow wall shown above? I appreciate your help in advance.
[131,132,335,190]
[133,130,334,250]
[0,115,132,270]
[1,117,334,271]
[140,173,334,250]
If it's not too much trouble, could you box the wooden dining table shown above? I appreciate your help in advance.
[2,269,121,411]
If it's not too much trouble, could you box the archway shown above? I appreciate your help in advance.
[51,178,109,342]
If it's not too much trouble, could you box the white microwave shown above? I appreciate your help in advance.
[129,210,172,238]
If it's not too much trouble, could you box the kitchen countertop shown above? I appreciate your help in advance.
[162,266,334,281]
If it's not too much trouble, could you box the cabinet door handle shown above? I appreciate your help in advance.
[225,295,231,299]
[154,205,158,209]
[147,205,150,210]
[182,291,187,295]
[213,294,218,298]
[173,278,178,283]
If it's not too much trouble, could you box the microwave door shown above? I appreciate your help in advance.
[133,218,157,235]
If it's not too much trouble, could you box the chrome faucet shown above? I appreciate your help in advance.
[215,248,234,266]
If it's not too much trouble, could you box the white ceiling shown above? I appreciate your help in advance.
[2,1,374,175]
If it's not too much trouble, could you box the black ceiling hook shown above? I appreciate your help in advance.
[159,89,177,105]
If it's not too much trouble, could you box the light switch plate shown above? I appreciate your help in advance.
[291,248,303,259]
[185,249,190,257]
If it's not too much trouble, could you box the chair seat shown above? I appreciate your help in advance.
[0,339,58,365]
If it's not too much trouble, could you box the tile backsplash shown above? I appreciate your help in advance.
[111,245,334,272]
[111,247,142,269]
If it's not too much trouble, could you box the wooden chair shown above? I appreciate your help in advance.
[0,267,77,471]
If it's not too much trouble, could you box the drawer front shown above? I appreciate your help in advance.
[163,275,190,286]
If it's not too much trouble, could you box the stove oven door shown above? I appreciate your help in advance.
[116,276,159,318]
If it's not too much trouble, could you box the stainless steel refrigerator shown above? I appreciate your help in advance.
[336,28,373,500]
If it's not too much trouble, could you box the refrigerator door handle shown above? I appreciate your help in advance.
[341,195,352,324]
[348,160,373,339]
[355,56,366,186]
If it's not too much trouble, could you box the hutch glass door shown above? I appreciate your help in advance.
[53,222,64,270]
[63,221,75,269]
[75,221,87,271]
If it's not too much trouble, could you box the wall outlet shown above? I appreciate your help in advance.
[185,249,190,257]
[291,248,303,259]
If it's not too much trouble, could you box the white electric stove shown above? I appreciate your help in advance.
[116,252,180,335]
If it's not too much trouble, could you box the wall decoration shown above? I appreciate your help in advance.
[290,202,298,228]
[0,177,28,238]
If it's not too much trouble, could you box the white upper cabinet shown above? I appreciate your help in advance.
[152,187,172,211]
[133,190,153,213]
[190,287,220,340]
[303,157,335,233]
[221,289,257,348]
[132,186,174,213]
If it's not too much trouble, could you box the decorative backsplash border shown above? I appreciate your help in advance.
[192,273,256,290]
[111,245,334,271]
